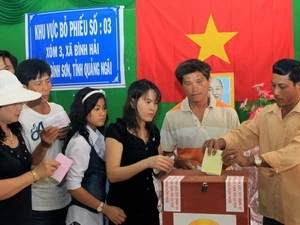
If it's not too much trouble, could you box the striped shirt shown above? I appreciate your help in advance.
[161,93,240,165]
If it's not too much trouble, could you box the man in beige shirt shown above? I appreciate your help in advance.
[203,58,300,225]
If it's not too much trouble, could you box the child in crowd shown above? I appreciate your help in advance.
[63,87,126,225]
[105,79,174,225]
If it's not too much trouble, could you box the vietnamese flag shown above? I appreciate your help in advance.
[136,0,294,102]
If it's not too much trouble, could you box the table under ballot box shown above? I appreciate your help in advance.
[162,170,249,225]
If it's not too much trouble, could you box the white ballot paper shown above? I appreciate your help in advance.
[43,111,70,128]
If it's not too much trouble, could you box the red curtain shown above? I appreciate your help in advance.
[137,0,294,102]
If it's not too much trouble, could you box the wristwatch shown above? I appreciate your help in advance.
[254,155,262,167]
[96,202,104,213]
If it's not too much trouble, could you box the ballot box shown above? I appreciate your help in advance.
[162,170,249,225]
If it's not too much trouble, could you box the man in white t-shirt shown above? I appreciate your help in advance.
[16,59,70,225]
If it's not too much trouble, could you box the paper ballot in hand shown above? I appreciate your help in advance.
[201,148,223,175]
[43,111,70,128]
[51,153,73,183]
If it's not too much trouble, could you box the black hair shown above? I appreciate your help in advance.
[122,79,161,137]
[0,121,22,142]
[15,59,51,86]
[0,50,18,70]
[63,87,108,152]
[273,58,300,85]
[175,58,211,84]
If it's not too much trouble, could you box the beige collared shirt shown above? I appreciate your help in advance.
[223,102,300,225]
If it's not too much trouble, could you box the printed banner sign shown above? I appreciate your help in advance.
[163,175,184,212]
[25,6,125,90]
[226,176,245,212]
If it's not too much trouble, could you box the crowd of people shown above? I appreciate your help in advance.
[0,49,300,225]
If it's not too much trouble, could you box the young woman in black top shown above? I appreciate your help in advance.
[105,79,174,225]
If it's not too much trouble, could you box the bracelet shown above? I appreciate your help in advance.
[30,170,40,183]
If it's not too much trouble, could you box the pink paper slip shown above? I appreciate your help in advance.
[51,153,73,183]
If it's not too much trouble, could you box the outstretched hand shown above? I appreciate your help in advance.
[222,149,253,168]
[147,155,174,172]
[174,157,197,170]
[202,138,226,156]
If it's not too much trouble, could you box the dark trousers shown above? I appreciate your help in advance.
[263,217,284,225]
[32,206,69,225]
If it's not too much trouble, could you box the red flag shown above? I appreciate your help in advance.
[137,0,294,102]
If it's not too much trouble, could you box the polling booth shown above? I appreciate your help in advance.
[162,170,249,225]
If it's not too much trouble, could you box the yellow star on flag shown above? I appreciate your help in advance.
[186,14,238,63]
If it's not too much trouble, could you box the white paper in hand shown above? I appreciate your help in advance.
[43,111,70,128]
[51,153,73,183]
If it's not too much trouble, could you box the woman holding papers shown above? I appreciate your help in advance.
[64,87,126,225]
[0,70,60,225]
[105,79,174,225]
[16,58,71,225]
